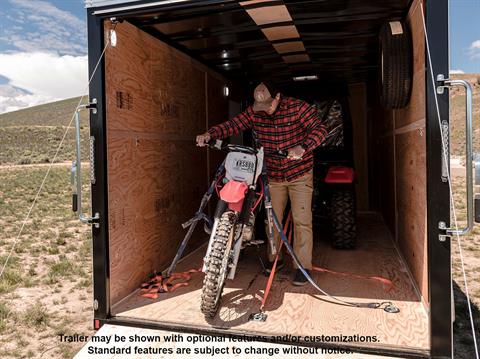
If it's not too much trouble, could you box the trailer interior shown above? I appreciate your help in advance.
[102,0,430,356]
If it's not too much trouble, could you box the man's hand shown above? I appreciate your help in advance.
[287,145,305,160]
[196,132,211,147]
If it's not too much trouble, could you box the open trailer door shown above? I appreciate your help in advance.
[425,0,453,357]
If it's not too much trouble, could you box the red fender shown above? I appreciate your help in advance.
[219,181,248,212]
[325,166,355,184]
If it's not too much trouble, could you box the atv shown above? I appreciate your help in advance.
[312,99,357,249]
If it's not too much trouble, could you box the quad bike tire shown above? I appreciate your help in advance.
[330,190,357,249]
[200,211,235,318]
[379,20,413,109]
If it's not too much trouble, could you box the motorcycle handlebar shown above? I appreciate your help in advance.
[202,136,292,160]
[204,139,258,155]
[203,139,288,159]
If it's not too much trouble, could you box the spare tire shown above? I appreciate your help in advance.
[379,20,413,109]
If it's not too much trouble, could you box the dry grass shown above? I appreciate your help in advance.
[0,97,89,165]
[0,127,89,165]
[0,97,85,128]
[0,167,93,358]
[451,173,480,358]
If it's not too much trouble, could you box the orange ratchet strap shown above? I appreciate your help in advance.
[260,211,293,311]
[139,267,203,299]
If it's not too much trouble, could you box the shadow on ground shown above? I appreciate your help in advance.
[453,280,480,358]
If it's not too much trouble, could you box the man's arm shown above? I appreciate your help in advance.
[196,107,254,146]
[298,100,328,153]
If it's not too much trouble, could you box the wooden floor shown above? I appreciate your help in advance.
[112,215,429,355]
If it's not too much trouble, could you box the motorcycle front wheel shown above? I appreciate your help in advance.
[200,211,235,318]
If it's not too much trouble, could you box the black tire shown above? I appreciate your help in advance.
[379,20,413,109]
[200,211,235,318]
[330,190,356,249]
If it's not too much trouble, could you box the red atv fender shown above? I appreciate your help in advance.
[219,181,248,212]
[325,166,355,184]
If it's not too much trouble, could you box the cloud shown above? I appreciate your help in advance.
[0,2,87,113]
[470,40,480,50]
[0,84,52,113]
[0,52,87,114]
[468,40,480,60]
[11,0,84,28]
[2,0,86,56]
[450,69,465,75]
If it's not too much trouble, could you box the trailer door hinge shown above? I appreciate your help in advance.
[438,221,450,242]
[436,74,448,94]
[86,98,98,114]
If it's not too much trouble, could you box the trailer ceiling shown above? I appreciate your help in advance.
[119,0,411,85]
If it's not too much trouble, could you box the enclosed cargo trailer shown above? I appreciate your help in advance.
[77,0,467,357]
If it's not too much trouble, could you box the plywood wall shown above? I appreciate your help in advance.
[394,0,427,302]
[104,21,233,306]
[371,0,428,303]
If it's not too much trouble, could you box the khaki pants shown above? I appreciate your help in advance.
[267,171,313,269]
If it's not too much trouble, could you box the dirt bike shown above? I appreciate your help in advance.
[200,140,276,317]
[164,139,284,318]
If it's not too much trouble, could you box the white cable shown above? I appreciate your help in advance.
[420,3,479,358]
[0,23,117,280]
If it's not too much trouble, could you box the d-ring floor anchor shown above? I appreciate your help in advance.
[249,312,267,322]
[384,303,400,313]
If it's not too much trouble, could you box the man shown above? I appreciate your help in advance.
[196,82,327,285]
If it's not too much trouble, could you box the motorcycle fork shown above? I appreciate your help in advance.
[227,223,243,280]
[202,200,228,272]
[228,187,258,280]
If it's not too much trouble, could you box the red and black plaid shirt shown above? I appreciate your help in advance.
[208,95,328,182]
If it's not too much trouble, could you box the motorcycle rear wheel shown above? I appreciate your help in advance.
[200,211,235,318]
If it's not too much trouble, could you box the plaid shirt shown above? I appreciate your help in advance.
[208,95,328,182]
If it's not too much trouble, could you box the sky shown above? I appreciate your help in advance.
[450,0,480,74]
[0,0,87,113]
[0,0,478,114]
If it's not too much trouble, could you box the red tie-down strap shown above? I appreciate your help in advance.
[139,267,203,299]
[260,211,293,311]
[311,266,395,291]
[260,210,395,310]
